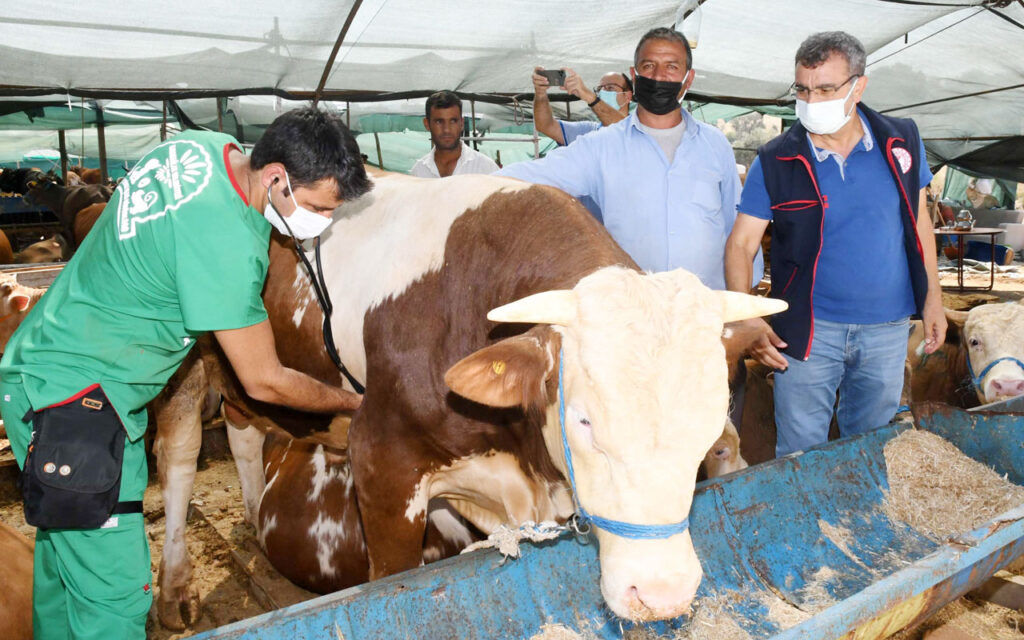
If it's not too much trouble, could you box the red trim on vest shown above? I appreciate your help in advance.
[777,153,827,361]
[885,137,925,260]
[41,383,101,410]
[780,266,799,295]
[771,200,820,211]
[223,144,249,206]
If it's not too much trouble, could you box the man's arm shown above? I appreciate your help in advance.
[214,320,362,413]
[725,213,788,369]
[562,70,626,126]
[916,188,947,354]
[532,67,565,145]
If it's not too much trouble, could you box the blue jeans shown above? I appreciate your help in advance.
[774,317,910,457]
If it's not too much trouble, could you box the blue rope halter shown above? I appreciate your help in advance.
[557,349,690,540]
[967,354,1024,391]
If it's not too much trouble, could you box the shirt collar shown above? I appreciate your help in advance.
[627,108,697,139]
[425,143,467,174]
[807,111,874,163]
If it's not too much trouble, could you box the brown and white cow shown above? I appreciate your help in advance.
[153,172,784,626]
[907,300,1024,408]
[256,429,475,593]
[0,520,33,640]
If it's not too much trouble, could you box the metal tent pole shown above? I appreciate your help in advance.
[313,0,365,107]
[58,130,68,183]
[96,102,108,184]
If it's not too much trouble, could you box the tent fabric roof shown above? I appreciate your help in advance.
[1,1,1023,178]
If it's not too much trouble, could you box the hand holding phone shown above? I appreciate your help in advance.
[537,69,566,87]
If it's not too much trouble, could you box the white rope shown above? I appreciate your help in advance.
[461,520,566,562]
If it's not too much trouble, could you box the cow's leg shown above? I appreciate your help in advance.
[223,402,266,526]
[348,412,428,579]
[152,356,206,631]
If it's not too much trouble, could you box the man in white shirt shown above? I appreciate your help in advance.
[410,91,499,178]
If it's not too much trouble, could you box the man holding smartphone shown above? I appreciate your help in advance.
[532,68,633,147]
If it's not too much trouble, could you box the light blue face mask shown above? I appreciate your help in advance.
[598,90,621,109]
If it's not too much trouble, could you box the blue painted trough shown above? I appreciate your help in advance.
[194,403,1024,639]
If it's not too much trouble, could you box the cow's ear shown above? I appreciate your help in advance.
[945,308,968,346]
[445,334,554,408]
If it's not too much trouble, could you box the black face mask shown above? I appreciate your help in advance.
[633,74,683,115]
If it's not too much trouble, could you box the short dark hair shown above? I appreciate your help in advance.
[634,28,693,72]
[251,106,370,201]
[425,91,463,119]
[795,31,867,76]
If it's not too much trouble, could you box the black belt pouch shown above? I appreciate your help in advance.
[20,386,126,530]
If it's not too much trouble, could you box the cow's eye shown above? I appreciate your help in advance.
[579,417,591,427]
[969,338,981,348]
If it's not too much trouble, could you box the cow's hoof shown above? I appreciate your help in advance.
[156,584,202,631]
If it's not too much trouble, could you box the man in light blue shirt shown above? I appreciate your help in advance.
[500,27,761,290]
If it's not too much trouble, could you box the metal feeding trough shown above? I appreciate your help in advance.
[194,404,1024,639]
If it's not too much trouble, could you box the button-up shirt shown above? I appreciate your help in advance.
[410,143,499,178]
[499,110,760,290]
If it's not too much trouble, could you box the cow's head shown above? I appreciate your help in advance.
[445,266,785,621]
[951,301,1024,404]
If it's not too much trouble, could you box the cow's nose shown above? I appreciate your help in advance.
[624,578,698,621]
[991,378,1024,398]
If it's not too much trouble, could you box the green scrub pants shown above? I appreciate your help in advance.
[1,376,152,640]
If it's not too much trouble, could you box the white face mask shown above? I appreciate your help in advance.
[263,171,332,240]
[795,80,858,135]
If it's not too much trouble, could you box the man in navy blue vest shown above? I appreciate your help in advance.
[724,31,945,457]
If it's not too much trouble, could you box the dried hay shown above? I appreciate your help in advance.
[761,591,812,629]
[529,624,593,640]
[889,595,1024,640]
[616,597,751,640]
[797,566,838,613]
[882,430,1024,540]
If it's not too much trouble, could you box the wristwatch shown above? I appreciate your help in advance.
[587,96,601,108]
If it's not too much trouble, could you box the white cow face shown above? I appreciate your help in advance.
[960,301,1024,403]
[445,266,785,621]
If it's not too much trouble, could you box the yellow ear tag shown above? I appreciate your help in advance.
[491,360,506,375]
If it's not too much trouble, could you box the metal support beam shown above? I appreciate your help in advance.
[57,130,68,184]
[373,132,383,169]
[313,0,365,107]
[216,97,223,132]
[470,100,478,150]
[161,101,168,141]
[96,102,108,183]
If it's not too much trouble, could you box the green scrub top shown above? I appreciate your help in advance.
[0,130,271,441]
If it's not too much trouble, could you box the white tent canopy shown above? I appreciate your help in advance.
[2,1,1023,178]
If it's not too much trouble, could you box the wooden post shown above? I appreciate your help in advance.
[373,132,384,169]
[96,103,108,184]
[216,97,224,132]
[346,101,351,130]
[57,130,68,184]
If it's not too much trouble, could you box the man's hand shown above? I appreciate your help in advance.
[920,292,947,355]
[532,66,552,94]
[740,317,789,370]
[562,69,597,105]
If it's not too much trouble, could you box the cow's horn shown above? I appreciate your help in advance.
[487,290,576,326]
[718,291,788,322]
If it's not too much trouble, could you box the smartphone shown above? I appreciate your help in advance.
[538,69,566,86]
